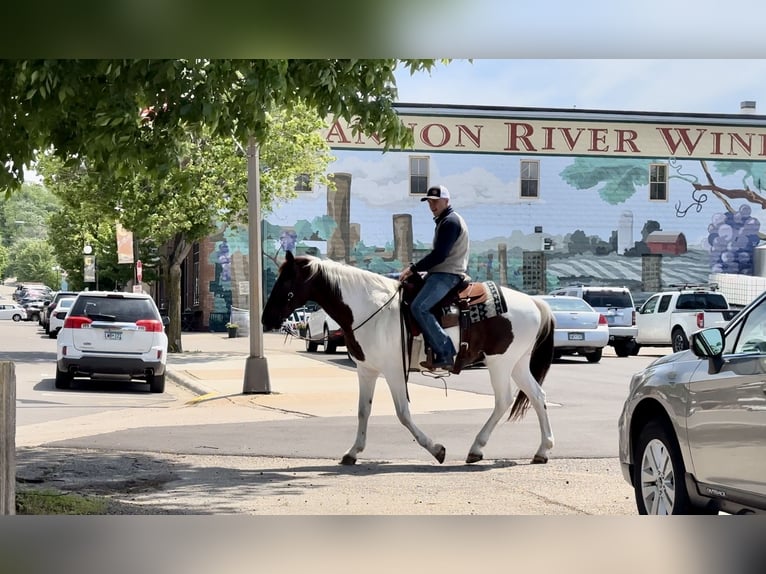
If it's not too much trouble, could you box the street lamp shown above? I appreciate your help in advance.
[83,244,98,290]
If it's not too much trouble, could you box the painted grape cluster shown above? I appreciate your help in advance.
[707,204,761,275]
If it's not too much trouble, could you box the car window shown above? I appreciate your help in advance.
[71,296,159,323]
[583,290,633,308]
[657,295,672,313]
[732,301,766,354]
[544,297,592,312]
[676,293,728,310]
[641,295,660,314]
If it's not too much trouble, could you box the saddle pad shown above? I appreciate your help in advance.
[466,281,508,324]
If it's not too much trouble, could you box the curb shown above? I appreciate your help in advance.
[165,368,211,398]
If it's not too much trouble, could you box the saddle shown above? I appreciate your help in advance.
[400,272,505,374]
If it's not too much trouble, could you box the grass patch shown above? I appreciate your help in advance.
[16,488,110,515]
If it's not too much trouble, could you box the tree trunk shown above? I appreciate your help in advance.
[166,234,192,354]
[167,261,183,353]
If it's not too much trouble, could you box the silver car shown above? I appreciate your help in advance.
[618,289,766,515]
[536,295,609,363]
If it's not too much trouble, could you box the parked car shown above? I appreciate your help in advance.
[536,295,609,363]
[0,302,27,321]
[548,285,637,357]
[634,284,738,353]
[304,301,345,354]
[618,287,766,515]
[55,291,170,392]
[21,299,48,322]
[43,290,80,334]
[281,306,309,334]
[47,296,77,338]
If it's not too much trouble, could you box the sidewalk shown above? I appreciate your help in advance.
[165,330,492,418]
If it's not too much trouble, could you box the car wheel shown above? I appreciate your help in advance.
[12,314,21,322]
[305,328,318,352]
[630,343,641,356]
[55,369,72,390]
[633,420,714,515]
[323,326,337,354]
[585,348,602,363]
[148,373,165,393]
[48,330,57,339]
[613,340,632,357]
[671,328,689,352]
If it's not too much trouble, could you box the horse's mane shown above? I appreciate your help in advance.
[302,256,398,298]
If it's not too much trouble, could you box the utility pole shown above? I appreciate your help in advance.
[242,137,271,393]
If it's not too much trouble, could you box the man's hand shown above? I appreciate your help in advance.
[399,265,414,282]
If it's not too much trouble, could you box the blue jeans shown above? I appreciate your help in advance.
[411,272,461,360]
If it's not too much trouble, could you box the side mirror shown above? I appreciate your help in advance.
[162,316,170,326]
[691,327,725,374]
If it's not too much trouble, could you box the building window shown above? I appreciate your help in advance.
[295,173,312,192]
[520,159,539,198]
[649,163,668,201]
[410,156,429,196]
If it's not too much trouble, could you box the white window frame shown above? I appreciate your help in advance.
[520,159,540,199]
[409,156,430,197]
[649,163,668,201]
[295,173,312,192]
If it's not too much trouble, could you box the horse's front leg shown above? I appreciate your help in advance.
[383,367,446,464]
[340,364,378,465]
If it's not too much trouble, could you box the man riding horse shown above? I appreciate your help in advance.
[399,184,470,372]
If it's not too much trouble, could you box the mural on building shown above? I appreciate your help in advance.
[202,108,766,315]
[259,149,764,298]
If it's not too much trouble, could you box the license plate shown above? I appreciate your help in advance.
[105,331,122,340]
[568,332,585,341]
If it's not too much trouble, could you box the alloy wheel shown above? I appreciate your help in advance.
[639,437,676,515]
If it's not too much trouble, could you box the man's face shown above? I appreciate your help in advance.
[425,198,449,217]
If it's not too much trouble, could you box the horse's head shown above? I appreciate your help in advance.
[262,251,315,331]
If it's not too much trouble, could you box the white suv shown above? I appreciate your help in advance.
[55,291,169,392]
[304,301,345,354]
[549,285,638,357]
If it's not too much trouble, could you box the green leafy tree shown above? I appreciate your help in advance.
[1,59,444,193]
[4,59,446,350]
[6,238,58,285]
[39,102,336,351]
[0,243,8,279]
[0,183,59,246]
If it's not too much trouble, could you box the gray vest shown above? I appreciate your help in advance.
[430,212,469,275]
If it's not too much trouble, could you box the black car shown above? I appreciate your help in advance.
[42,291,79,333]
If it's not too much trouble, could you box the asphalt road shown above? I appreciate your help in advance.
[3,283,674,514]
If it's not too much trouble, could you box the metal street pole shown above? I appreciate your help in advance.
[242,137,271,394]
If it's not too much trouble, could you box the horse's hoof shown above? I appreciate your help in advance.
[465,452,483,464]
[340,455,357,465]
[433,445,446,464]
[531,454,548,464]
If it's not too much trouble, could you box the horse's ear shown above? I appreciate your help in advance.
[285,250,294,263]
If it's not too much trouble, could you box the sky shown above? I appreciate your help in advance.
[392,59,766,116]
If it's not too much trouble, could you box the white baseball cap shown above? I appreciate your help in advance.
[421,184,450,201]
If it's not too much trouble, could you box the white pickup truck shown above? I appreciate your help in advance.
[635,284,740,353]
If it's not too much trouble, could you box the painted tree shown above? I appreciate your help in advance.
[560,157,764,274]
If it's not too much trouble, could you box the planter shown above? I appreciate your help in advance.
[227,327,239,338]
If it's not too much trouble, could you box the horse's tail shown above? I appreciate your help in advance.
[508,297,555,422]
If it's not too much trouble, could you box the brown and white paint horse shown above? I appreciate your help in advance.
[262,251,556,466]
